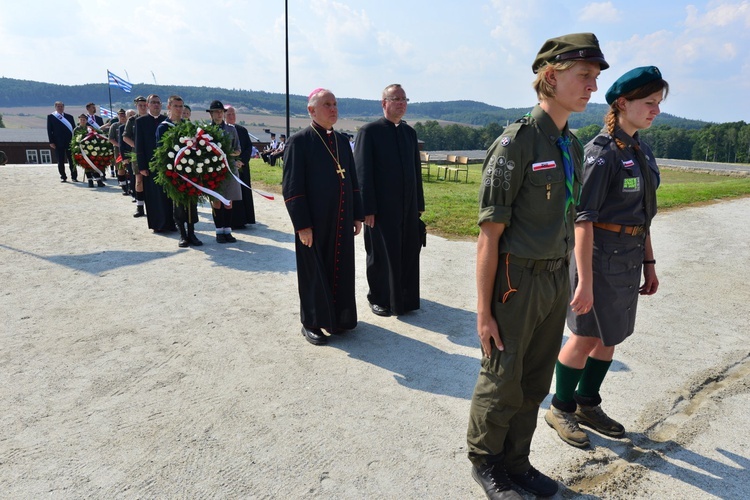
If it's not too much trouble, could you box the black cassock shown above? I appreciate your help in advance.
[282,124,364,332]
[136,113,173,231]
[354,117,425,315]
[231,124,256,228]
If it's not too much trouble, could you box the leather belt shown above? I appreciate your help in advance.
[593,222,646,236]
[506,253,567,273]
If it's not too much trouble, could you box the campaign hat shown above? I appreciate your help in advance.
[606,66,664,104]
[206,100,225,112]
[532,33,609,73]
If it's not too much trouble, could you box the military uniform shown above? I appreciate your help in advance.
[467,104,582,473]
[569,129,659,346]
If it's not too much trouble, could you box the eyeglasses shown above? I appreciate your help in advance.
[385,97,409,102]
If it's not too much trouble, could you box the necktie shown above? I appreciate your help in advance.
[556,135,574,213]
[633,144,656,229]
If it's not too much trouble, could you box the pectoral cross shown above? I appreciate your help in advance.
[335,164,345,179]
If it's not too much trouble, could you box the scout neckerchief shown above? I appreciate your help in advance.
[54,112,73,134]
[311,122,345,179]
[556,135,575,214]
[616,128,656,230]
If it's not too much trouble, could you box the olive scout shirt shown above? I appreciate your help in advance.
[478,105,582,260]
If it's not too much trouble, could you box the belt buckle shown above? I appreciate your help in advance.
[630,225,645,236]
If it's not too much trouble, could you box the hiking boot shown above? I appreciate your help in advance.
[508,466,558,497]
[471,463,523,500]
[545,407,590,448]
[575,404,625,437]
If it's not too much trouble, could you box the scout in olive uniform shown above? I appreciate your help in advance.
[467,33,608,499]
[546,67,668,449]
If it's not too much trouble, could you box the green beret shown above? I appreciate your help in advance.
[532,32,609,73]
[606,66,663,104]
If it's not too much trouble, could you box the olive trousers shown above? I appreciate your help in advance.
[467,258,569,474]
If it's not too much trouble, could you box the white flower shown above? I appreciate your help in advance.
[184,149,191,155]
[199,140,206,146]
[185,167,192,173]
[166,164,173,170]
[168,152,175,158]
[179,137,186,144]
[196,167,203,173]
[186,141,194,148]
[174,145,181,151]
[212,156,218,162]
[92,151,98,156]
[188,159,194,165]
[176,164,183,171]
[208,167,214,172]
[195,150,201,156]
[181,158,187,164]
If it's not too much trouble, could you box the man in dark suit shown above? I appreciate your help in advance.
[85,102,105,131]
[47,101,77,182]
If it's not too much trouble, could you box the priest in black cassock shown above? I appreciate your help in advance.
[225,105,256,227]
[282,88,364,346]
[136,94,174,233]
[354,84,425,317]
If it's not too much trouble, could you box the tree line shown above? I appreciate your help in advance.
[414,119,750,164]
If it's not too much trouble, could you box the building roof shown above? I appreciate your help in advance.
[0,128,49,143]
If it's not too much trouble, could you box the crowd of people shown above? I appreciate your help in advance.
[47,96,258,247]
[46,31,667,497]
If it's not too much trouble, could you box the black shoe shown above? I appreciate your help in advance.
[216,234,228,243]
[370,303,392,317]
[97,179,105,187]
[472,464,523,500]
[224,233,237,243]
[133,206,145,218]
[178,237,189,248]
[508,466,558,497]
[61,179,67,183]
[301,326,327,346]
[88,179,95,188]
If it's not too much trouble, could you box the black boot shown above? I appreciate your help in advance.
[133,204,145,218]
[178,223,189,247]
[187,224,203,246]
[223,207,237,242]
[88,179,95,188]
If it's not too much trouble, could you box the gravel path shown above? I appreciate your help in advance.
[1,165,748,499]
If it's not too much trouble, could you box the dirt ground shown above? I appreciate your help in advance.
[1,165,748,499]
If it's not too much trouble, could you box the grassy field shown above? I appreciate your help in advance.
[249,159,750,240]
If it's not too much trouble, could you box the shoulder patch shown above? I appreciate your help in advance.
[593,135,611,147]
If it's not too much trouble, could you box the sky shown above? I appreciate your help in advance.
[1,0,748,123]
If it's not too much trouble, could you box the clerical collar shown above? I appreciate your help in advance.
[149,112,160,118]
[312,121,333,134]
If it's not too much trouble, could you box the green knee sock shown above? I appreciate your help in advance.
[576,357,613,399]
[554,361,584,403]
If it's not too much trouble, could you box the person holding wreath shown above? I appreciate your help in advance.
[156,95,203,248]
[545,66,667,449]
[206,100,241,243]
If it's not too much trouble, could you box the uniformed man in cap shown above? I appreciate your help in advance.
[122,96,149,216]
[466,33,608,499]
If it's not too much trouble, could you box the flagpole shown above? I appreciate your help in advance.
[285,0,290,140]
[107,69,113,122]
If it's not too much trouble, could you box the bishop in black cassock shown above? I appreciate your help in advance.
[354,84,425,316]
[282,89,364,345]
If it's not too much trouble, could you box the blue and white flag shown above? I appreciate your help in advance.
[100,106,114,119]
[107,70,133,93]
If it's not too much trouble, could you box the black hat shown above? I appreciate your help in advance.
[606,66,664,104]
[206,100,225,112]
[532,33,609,73]
[117,108,126,114]
[133,96,147,103]
[270,132,276,137]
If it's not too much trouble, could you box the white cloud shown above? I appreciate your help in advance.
[579,2,622,22]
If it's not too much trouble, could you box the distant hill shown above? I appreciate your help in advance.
[0,77,709,130]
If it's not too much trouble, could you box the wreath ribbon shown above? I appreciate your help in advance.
[78,126,109,176]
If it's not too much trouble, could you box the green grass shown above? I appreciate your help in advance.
[249,159,750,240]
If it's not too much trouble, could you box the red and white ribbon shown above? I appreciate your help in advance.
[78,127,108,176]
